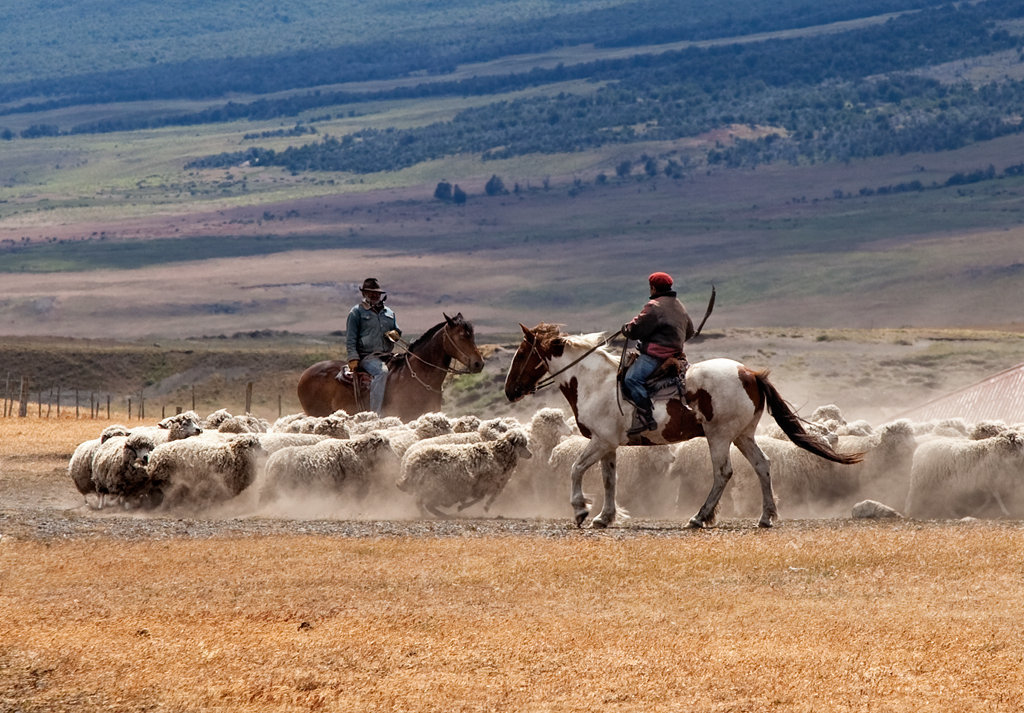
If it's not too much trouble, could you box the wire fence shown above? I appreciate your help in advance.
[1,375,284,421]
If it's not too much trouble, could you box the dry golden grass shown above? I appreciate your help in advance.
[2,525,1024,712]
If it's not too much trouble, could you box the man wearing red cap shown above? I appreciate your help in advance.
[621,272,694,435]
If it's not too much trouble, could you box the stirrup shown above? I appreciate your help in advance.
[627,410,657,436]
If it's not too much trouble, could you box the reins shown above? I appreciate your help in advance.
[391,324,478,393]
[531,329,622,394]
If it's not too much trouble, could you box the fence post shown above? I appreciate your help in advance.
[106,395,111,420]
[3,372,9,417]
[245,382,253,414]
[57,385,61,417]
[18,377,28,418]
[191,385,196,412]
[140,393,145,421]
[278,392,282,418]
[75,388,80,419]
[128,398,132,421]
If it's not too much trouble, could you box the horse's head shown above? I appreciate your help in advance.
[442,312,485,373]
[504,322,566,402]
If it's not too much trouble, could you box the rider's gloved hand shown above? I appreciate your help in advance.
[348,359,360,371]
[385,330,401,342]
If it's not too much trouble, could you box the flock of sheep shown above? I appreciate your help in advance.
[68,403,1024,522]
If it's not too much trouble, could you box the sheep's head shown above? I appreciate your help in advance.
[995,430,1024,456]
[504,429,533,460]
[125,433,156,469]
[452,415,481,433]
[161,411,203,439]
[100,424,130,443]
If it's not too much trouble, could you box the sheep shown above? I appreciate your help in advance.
[90,431,158,508]
[396,429,532,517]
[68,424,130,505]
[217,413,269,433]
[130,410,203,446]
[260,432,400,504]
[204,408,235,430]
[256,432,330,455]
[379,412,457,457]
[499,408,575,512]
[905,430,1024,519]
[969,420,1012,440]
[452,414,482,433]
[545,435,676,518]
[147,433,267,509]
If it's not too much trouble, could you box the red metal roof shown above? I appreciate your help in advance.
[898,363,1024,423]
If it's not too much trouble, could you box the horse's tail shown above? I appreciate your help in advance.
[755,370,864,465]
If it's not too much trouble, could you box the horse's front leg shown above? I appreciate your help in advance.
[570,440,610,527]
[591,451,619,529]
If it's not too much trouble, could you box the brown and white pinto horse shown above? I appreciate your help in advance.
[298,313,485,422]
[504,323,862,529]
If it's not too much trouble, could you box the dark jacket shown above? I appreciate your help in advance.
[622,290,694,360]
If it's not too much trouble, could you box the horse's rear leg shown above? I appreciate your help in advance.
[591,452,619,529]
[734,433,776,528]
[570,440,611,527]
[689,437,733,529]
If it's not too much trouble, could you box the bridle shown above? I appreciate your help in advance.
[395,323,480,393]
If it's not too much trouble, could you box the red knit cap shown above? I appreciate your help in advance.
[648,272,673,290]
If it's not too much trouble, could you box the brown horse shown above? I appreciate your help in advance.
[297,312,485,421]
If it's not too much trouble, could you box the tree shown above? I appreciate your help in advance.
[452,184,467,204]
[434,180,452,201]
[485,174,507,196]
[616,160,632,178]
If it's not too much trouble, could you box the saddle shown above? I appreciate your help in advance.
[335,366,371,389]
[618,352,688,402]
[647,356,688,402]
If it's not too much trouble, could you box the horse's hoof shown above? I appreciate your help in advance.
[574,510,589,528]
[687,517,704,529]
[758,519,774,528]
[591,517,610,529]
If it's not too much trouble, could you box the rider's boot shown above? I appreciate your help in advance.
[628,406,658,436]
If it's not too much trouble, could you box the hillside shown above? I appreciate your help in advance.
[0,0,1023,341]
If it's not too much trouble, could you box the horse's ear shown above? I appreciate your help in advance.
[443,312,454,325]
[519,323,536,342]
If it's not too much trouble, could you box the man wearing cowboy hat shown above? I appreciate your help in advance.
[621,271,694,435]
[343,277,402,414]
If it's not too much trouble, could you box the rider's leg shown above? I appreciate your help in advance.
[361,356,389,414]
[623,353,659,431]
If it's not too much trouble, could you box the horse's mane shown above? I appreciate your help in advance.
[408,320,448,351]
[406,313,472,352]
[533,323,617,363]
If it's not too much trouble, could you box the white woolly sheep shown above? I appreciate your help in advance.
[130,410,204,446]
[204,408,235,430]
[396,429,532,517]
[90,431,158,508]
[546,435,676,518]
[905,430,1024,519]
[256,432,330,455]
[452,414,482,433]
[68,424,130,504]
[217,413,269,433]
[260,432,399,504]
[147,433,267,509]
[500,408,575,511]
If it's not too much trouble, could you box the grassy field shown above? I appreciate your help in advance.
[3,522,1024,711]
